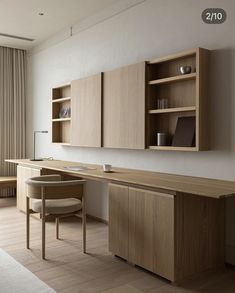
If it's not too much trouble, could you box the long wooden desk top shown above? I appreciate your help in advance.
[6,159,235,199]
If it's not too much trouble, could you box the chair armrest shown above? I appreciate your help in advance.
[26,175,86,187]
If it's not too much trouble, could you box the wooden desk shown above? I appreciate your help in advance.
[5,159,235,198]
[6,159,235,282]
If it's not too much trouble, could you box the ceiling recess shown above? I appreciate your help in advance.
[0,33,34,42]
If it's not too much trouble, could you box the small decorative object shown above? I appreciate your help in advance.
[59,107,71,118]
[172,116,195,147]
[180,66,191,75]
[157,98,168,109]
[157,133,167,146]
[103,164,112,172]
[30,130,48,161]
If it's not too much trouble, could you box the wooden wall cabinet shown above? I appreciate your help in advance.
[103,62,146,149]
[17,165,41,212]
[52,48,209,151]
[109,183,224,282]
[71,73,103,147]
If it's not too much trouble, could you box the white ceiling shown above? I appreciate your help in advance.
[0,0,122,50]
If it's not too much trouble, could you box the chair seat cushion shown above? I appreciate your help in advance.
[31,198,82,215]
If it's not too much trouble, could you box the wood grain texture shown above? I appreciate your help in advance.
[109,184,129,260]
[103,62,146,149]
[16,165,41,212]
[128,187,155,272]
[71,73,102,147]
[128,188,174,280]
[7,159,235,198]
[197,47,210,150]
[153,192,174,280]
[175,192,224,281]
[0,176,16,188]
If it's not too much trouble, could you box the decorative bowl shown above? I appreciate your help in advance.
[180,66,191,75]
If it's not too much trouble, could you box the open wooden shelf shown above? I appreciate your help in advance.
[148,72,196,86]
[52,142,71,146]
[148,146,198,151]
[148,106,196,114]
[52,84,71,144]
[52,97,71,103]
[146,48,209,150]
[52,118,71,122]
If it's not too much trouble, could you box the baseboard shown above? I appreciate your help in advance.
[87,213,108,224]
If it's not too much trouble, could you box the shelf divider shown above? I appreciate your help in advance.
[148,72,196,86]
[52,118,71,122]
[148,146,197,151]
[52,97,71,103]
[148,106,196,114]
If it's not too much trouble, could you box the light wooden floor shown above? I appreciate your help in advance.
[1,198,235,293]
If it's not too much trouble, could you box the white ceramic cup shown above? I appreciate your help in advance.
[103,164,112,172]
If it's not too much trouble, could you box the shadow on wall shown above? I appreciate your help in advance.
[210,49,233,152]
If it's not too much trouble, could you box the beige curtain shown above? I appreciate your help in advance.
[0,46,26,197]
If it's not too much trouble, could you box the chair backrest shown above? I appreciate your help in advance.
[26,175,85,200]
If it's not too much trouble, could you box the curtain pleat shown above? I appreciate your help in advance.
[0,46,26,197]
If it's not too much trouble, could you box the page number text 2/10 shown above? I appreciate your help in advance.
[202,8,226,24]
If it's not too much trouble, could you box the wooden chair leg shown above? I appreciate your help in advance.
[41,192,46,260]
[26,196,30,249]
[56,217,59,240]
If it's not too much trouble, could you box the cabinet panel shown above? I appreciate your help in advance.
[109,183,175,281]
[71,73,102,147]
[129,188,174,280]
[109,184,129,259]
[128,187,155,271]
[175,193,224,281]
[17,165,41,212]
[153,192,174,280]
[103,62,146,149]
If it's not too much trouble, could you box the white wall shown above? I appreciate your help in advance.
[27,0,235,259]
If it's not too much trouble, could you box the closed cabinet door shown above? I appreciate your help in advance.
[129,187,175,281]
[17,166,41,212]
[109,183,129,260]
[128,187,155,272]
[71,73,102,147]
[103,62,146,149]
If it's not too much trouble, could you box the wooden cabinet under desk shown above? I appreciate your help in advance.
[109,183,224,282]
[17,165,42,212]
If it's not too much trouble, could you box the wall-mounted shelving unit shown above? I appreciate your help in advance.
[51,48,209,151]
[146,48,209,151]
[52,84,71,145]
